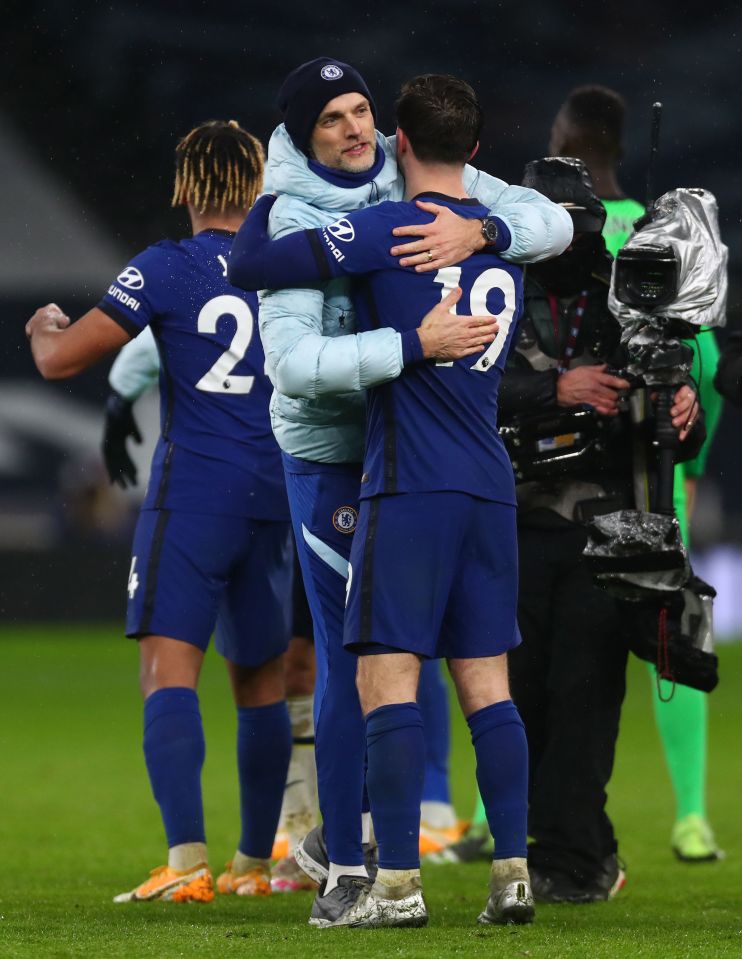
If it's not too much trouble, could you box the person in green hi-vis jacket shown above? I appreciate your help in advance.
[434,85,723,868]
[663,332,723,860]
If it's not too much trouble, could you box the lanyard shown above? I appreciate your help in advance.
[548,290,588,373]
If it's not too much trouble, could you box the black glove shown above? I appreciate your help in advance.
[102,391,142,488]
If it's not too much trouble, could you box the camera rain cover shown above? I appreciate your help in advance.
[583,509,689,600]
[608,188,728,332]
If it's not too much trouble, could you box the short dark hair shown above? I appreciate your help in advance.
[172,119,264,213]
[559,85,626,157]
[395,74,482,165]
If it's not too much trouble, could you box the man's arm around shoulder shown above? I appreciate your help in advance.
[464,168,573,263]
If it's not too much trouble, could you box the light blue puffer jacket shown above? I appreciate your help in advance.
[259,124,572,463]
[108,326,159,400]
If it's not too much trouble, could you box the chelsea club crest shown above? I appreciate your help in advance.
[332,505,358,534]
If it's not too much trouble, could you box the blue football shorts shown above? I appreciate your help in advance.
[344,491,520,660]
[281,453,362,706]
[126,508,293,667]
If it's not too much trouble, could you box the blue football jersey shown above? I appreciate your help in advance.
[98,230,288,519]
[313,195,524,505]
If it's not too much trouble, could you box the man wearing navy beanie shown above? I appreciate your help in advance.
[231,57,573,928]
[277,57,378,169]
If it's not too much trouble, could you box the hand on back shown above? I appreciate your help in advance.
[417,287,498,362]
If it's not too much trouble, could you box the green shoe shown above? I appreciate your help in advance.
[671,815,724,863]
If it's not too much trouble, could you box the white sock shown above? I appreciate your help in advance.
[232,851,270,876]
[361,811,373,845]
[324,860,369,895]
[374,867,421,896]
[278,695,318,854]
[490,857,529,890]
[420,800,457,830]
[168,842,208,872]
[288,694,314,738]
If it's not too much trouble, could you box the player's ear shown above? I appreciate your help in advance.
[396,127,408,155]
[468,141,480,161]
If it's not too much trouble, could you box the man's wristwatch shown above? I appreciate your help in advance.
[480,216,499,246]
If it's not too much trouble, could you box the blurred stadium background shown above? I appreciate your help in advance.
[1,2,740,626]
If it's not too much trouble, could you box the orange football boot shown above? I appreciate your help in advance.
[419,821,469,856]
[113,865,214,903]
[217,862,272,897]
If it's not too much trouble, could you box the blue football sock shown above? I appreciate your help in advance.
[366,702,425,870]
[143,687,206,849]
[237,700,292,859]
[467,700,528,860]
[418,659,451,804]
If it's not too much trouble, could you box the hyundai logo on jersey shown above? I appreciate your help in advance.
[117,266,145,290]
[107,285,141,311]
[327,219,355,242]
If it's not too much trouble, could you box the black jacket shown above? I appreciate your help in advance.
[499,273,706,525]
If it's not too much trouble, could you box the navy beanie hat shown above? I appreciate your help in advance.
[277,57,377,156]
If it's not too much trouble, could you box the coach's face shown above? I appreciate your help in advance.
[310,92,376,173]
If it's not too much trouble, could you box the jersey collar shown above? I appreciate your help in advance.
[196,228,237,237]
[411,191,481,206]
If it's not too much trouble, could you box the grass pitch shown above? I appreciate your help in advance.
[0,626,740,958]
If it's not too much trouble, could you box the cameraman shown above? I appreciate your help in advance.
[500,158,705,903]
[549,85,725,865]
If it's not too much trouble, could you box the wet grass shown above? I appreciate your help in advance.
[0,626,739,958]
